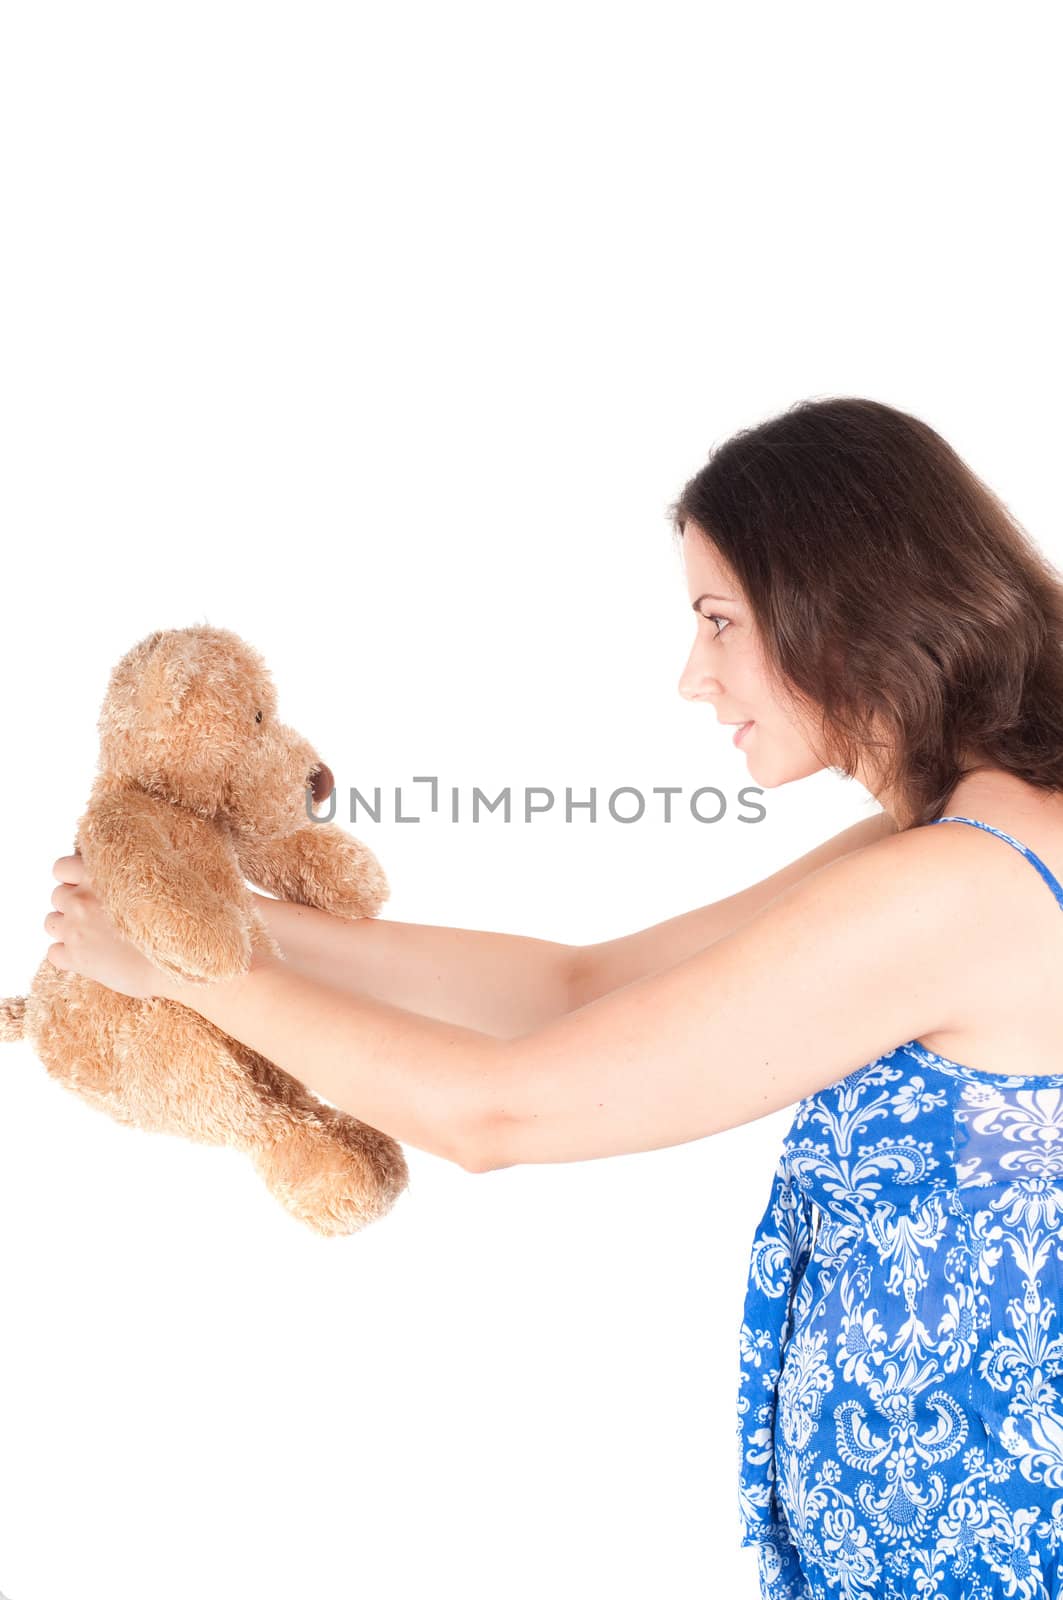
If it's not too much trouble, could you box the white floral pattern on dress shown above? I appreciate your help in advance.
[737,816,1063,1599]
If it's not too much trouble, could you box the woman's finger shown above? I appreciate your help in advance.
[44,910,63,937]
[51,883,77,912]
[52,853,85,885]
[45,942,70,970]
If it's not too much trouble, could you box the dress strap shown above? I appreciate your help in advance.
[929,815,1063,911]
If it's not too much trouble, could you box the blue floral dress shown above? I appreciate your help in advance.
[737,816,1063,1599]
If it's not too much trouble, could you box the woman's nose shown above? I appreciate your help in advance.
[680,683,719,706]
[678,652,721,703]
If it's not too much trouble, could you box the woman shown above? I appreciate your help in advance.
[44,396,1063,1595]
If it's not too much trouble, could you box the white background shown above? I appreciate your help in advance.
[0,4,1060,1598]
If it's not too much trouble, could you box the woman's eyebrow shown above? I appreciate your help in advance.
[691,592,736,611]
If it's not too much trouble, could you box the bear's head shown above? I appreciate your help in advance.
[96,625,335,840]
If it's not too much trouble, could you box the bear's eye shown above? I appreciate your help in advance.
[255,710,263,724]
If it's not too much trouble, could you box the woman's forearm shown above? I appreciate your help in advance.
[251,893,578,1038]
[156,952,503,1171]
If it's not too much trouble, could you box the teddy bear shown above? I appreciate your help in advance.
[0,624,409,1237]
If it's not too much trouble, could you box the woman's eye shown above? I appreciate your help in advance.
[705,613,730,638]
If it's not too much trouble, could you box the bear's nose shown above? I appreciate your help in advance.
[308,763,334,804]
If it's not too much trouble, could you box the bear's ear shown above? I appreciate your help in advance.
[134,631,204,728]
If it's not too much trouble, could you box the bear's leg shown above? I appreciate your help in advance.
[219,1036,410,1236]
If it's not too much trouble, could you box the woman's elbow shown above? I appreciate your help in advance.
[462,1112,516,1173]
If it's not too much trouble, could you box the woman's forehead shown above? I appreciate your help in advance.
[682,526,735,593]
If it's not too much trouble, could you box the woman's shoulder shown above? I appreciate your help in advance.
[910,776,1063,894]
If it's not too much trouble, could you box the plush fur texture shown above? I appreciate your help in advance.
[1,625,408,1236]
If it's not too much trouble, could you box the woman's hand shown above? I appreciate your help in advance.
[45,853,164,1002]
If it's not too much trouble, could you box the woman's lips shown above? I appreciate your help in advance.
[733,721,754,748]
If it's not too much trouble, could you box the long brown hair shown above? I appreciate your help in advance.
[668,397,1063,831]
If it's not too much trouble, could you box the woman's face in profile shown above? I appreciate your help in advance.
[678,522,827,787]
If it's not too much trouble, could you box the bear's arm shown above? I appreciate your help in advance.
[76,787,259,984]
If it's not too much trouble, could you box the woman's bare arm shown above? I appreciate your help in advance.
[484,822,966,1168]
[252,894,579,1037]
[568,809,897,1006]
[150,818,952,1173]
[250,811,895,1039]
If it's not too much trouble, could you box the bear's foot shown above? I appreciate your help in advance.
[249,1107,409,1237]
